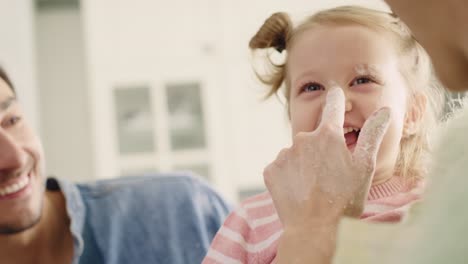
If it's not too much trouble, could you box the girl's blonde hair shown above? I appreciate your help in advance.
[249,6,445,181]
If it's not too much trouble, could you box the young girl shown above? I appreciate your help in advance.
[203,6,444,264]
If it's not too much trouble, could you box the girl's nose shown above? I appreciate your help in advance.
[345,99,353,112]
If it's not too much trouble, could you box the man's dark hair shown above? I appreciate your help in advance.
[0,66,15,94]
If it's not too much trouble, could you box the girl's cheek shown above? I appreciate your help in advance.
[291,103,322,134]
[351,83,380,94]
[357,87,386,108]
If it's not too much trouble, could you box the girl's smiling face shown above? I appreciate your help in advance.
[287,25,411,184]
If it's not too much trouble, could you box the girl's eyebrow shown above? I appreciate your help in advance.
[353,64,386,84]
[292,70,321,87]
[354,63,383,76]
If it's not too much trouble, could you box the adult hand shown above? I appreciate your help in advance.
[264,88,391,230]
[266,88,391,263]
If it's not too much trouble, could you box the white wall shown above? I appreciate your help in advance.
[0,0,38,130]
[36,7,95,181]
[0,0,419,202]
[79,0,390,202]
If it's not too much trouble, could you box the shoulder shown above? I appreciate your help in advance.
[430,107,468,188]
[74,172,231,220]
[66,173,231,263]
[239,191,276,220]
[239,191,274,213]
[222,191,278,234]
[207,191,281,263]
[76,172,219,200]
[436,107,468,159]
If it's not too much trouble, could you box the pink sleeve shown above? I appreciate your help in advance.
[202,204,253,263]
[203,192,282,264]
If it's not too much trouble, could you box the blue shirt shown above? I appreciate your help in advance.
[47,173,231,264]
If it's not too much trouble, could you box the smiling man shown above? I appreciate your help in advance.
[0,67,231,264]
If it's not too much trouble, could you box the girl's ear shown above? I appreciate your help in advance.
[403,92,427,137]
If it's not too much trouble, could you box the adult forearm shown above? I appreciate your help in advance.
[275,223,339,264]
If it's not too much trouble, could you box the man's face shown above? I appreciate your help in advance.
[0,77,45,234]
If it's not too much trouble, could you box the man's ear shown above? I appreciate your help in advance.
[403,92,427,137]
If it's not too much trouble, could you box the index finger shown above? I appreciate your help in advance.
[318,87,346,130]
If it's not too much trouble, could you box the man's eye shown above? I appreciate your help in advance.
[2,116,22,128]
[302,83,324,92]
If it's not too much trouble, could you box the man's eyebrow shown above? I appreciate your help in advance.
[0,96,16,112]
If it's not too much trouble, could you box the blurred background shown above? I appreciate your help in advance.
[1,0,458,204]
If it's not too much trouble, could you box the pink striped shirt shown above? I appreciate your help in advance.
[203,176,423,264]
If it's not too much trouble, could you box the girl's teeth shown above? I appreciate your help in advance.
[343,127,361,134]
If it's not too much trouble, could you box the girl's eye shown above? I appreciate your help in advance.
[351,76,374,86]
[2,116,22,128]
[301,82,324,93]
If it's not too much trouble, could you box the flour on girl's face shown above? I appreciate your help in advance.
[354,63,385,77]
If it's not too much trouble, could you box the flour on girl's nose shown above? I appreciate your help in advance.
[324,85,346,119]
[327,80,341,90]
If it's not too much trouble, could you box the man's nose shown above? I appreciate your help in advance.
[0,130,25,172]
